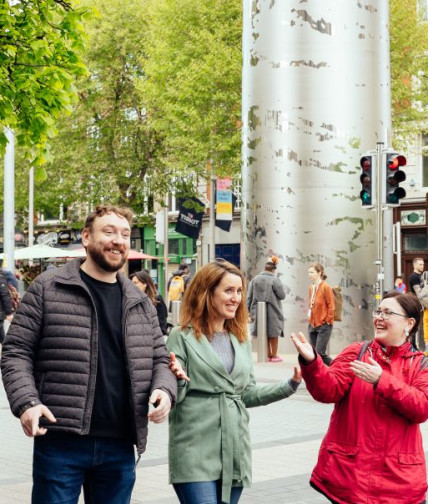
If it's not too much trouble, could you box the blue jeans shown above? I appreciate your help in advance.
[173,481,243,504]
[32,435,136,504]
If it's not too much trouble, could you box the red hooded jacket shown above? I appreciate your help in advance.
[301,339,428,504]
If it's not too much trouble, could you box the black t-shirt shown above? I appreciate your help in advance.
[409,272,423,295]
[80,269,134,441]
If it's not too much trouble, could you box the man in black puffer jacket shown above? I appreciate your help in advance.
[1,204,177,504]
[0,267,13,344]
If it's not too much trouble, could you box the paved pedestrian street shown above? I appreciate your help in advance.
[1,355,427,503]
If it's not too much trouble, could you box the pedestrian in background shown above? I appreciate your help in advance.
[246,256,285,362]
[167,263,191,310]
[167,259,301,504]
[131,270,168,336]
[291,292,428,504]
[0,267,13,344]
[1,204,177,504]
[307,262,335,366]
[409,257,426,352]
[394,275,407,293]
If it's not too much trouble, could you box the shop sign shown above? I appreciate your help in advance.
[401,210,426,226]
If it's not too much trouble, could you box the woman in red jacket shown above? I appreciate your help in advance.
[292,292,428,504]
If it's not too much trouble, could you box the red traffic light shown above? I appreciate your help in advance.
[387,155,406,170]
[360,156,372,171]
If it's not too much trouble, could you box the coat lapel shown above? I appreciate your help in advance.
[183,330,235,383]
[229,334,250,381]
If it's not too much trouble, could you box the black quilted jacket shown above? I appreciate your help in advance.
[1,259,177,455]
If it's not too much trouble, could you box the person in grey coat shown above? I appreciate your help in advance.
[1,204,177,504]
[247,256,285,362]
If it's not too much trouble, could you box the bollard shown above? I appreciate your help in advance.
[256,301,268,363]
[171,300,181,327]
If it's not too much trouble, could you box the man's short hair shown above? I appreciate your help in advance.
[84,204,133,231]
[178,264,189,272]
[413,257,424,265]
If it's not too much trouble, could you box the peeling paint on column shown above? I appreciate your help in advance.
[242,0,388,354]
[291,9,332,35]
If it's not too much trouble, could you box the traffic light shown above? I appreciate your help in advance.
[360,154,375,207]
[384,152,406,205]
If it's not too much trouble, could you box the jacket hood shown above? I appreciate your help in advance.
[171,269,186,277]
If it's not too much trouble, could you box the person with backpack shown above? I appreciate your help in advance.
[291,291,428,504]
[307,262,335,366]
[167,264,191,309]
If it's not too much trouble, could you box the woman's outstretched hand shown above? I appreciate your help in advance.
[290,332,316,363]
[169,352,190,382]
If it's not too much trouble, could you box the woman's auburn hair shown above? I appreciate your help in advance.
[180,260,248,342]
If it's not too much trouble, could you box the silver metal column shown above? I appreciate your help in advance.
[256,301,268,363]
[171,300,181,327]
[4,127,15,272]
[242,1,391,353]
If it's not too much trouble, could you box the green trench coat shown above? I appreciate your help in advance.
[167,327,296,503]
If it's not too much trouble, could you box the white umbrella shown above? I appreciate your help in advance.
[0,244,86,260]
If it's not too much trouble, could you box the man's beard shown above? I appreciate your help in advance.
[87,243,127,273]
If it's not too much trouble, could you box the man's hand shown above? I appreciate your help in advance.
[148,389,171,424]
[5,314,13,322]
[20,405,56,437]
[169,352,190,382]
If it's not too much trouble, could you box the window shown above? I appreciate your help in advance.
[418,0,428,20]
[422,132,428,187]
[403,233,428,252]
[168,239,179,255]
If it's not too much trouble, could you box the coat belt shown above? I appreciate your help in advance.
[219,392,245,504]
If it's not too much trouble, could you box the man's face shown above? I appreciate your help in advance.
[82,212,131,273]
[415,260,425,274]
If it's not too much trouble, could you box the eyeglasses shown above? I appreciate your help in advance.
[372,309,408,320]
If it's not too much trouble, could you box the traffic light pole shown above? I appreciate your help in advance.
[375,142,384,306]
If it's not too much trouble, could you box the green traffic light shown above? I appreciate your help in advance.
[361,190,371,205]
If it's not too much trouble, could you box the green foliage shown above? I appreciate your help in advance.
[390,0,428,139]
[34,0,170,222]
[0,0,91,165]
[141,0,242,179]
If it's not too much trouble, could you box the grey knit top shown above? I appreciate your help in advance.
[209,330,235,374]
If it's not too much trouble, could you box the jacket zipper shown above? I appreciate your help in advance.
[122,299,143,455]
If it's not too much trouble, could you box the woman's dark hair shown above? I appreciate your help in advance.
[382,291,422,340]
[130,270,159,306]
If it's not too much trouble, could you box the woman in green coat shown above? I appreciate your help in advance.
[167,259,301,504]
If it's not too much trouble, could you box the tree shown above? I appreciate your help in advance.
[0,0,90,165]
[36,0,169,221]
[141,0,242,180]
[390,0,428,138]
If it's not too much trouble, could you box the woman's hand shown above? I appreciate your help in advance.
[169,352,190,382]
[292,366,302,383]
[290,332,316,363]
[349,357,382,385]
